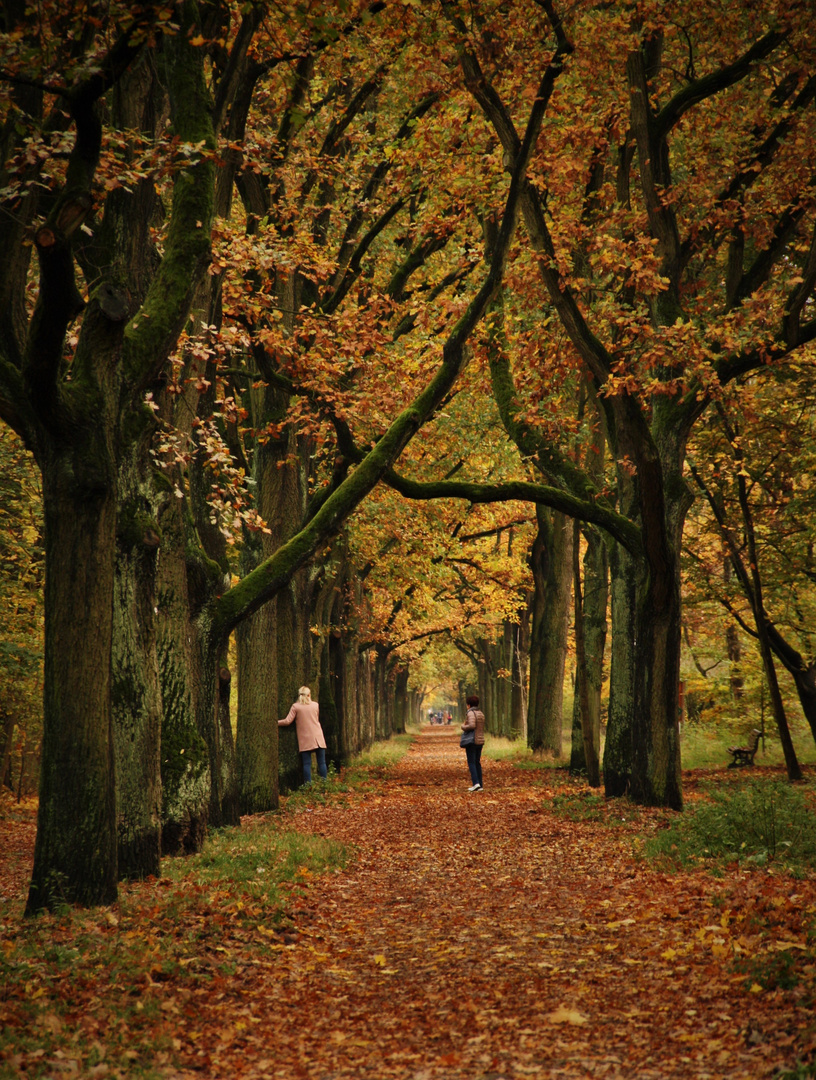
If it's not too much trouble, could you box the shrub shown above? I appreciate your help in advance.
[644,780,816,872]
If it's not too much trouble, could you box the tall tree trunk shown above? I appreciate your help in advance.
[235,599,278,813]
[603,539,637,797]
[393,667,409,734]
[235,401,295,814]
[193,616,241,828]
[1,711,15,792]
[724,555,744,700]
[374,645,392,739]
[112,447,162,879]
[629,547,683,807]
[91,50,164,883]
[322,636,343,766]
[218,661,240,819]
[358,647,376,752]
[509,614,526,739]
[527,506,572,754]
[734,455,802,780]
[500,620,515,736]
[28,460,118,912]
[765,627,816,749]
[570,521,606,786]
[156,496,210,856]
[627,429,688,810]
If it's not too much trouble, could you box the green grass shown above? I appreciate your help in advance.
[339,731,416,785]
[162,819,346,902]
[677,721,815,770]
[483,735,569,768]
[549,789,632,824]
[486,715,815,773]
[776,1064,816,1080]
[643,778,816,873]
[348,731,414,769]
[276,733,416,809]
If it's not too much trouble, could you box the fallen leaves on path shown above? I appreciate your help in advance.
[2,729,815,1079]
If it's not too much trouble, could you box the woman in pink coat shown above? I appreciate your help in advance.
[279,686,328,783]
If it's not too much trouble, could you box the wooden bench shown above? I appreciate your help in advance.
[727,728,762,768]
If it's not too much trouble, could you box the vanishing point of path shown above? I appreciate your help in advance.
[174,727,814,1080]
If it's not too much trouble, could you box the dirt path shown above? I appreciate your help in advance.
[174,727,814,1079]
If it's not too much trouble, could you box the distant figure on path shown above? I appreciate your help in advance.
[461,694,485,792]
[279,686,328,783]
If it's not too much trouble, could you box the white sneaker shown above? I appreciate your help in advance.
[468,784,482,792]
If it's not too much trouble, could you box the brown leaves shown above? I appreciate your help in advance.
[2,736,816,1078]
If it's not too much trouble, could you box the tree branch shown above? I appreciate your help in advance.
[209,48,560,641]
[378,470,642,554]
[653,28,787,141]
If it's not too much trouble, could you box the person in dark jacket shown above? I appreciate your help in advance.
[461,694,485,792]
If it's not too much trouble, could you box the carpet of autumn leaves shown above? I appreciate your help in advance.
[2,726,816,1080]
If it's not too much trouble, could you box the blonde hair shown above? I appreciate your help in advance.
[298,686,312,703]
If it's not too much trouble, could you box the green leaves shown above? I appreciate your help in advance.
[644,779,816,872]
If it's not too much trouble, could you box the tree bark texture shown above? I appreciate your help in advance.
[27,463,118,911]
[155,491,210,856]
[527,507,572,754]
[235,411,293,813]
[570,523,607,786]
[373,646,392,740]
[603,540,636,798]
[236,602,279,814]
[112,448,162,880]
[393,667,410,734]
[218,661,241,822]
[510,614,527,739]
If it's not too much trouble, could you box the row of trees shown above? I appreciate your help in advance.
[1,0,815,910]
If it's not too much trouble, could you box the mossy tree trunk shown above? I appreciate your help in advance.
[235,385,294,815]
[527,506,572,755]
[373,645,392,740]
[235,594,279,813]
[393,667,409,734]
[156,495,209,856]
[112,446,162,880]
[29,426,119,911]
[570,521,608,786]
[101,53,166,880]
[509,611,527,739]
[603,538,637,797]
[18,4,216,908]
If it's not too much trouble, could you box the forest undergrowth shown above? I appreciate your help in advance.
[1,728,815,1080]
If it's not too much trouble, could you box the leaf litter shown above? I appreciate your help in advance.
[1,727,815,1079]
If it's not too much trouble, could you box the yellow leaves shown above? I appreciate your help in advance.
[371,953,397,973]
[545,1006,589,1026]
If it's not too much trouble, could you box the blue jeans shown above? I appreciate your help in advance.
[301,747,327,783]
[465,743,483,787]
